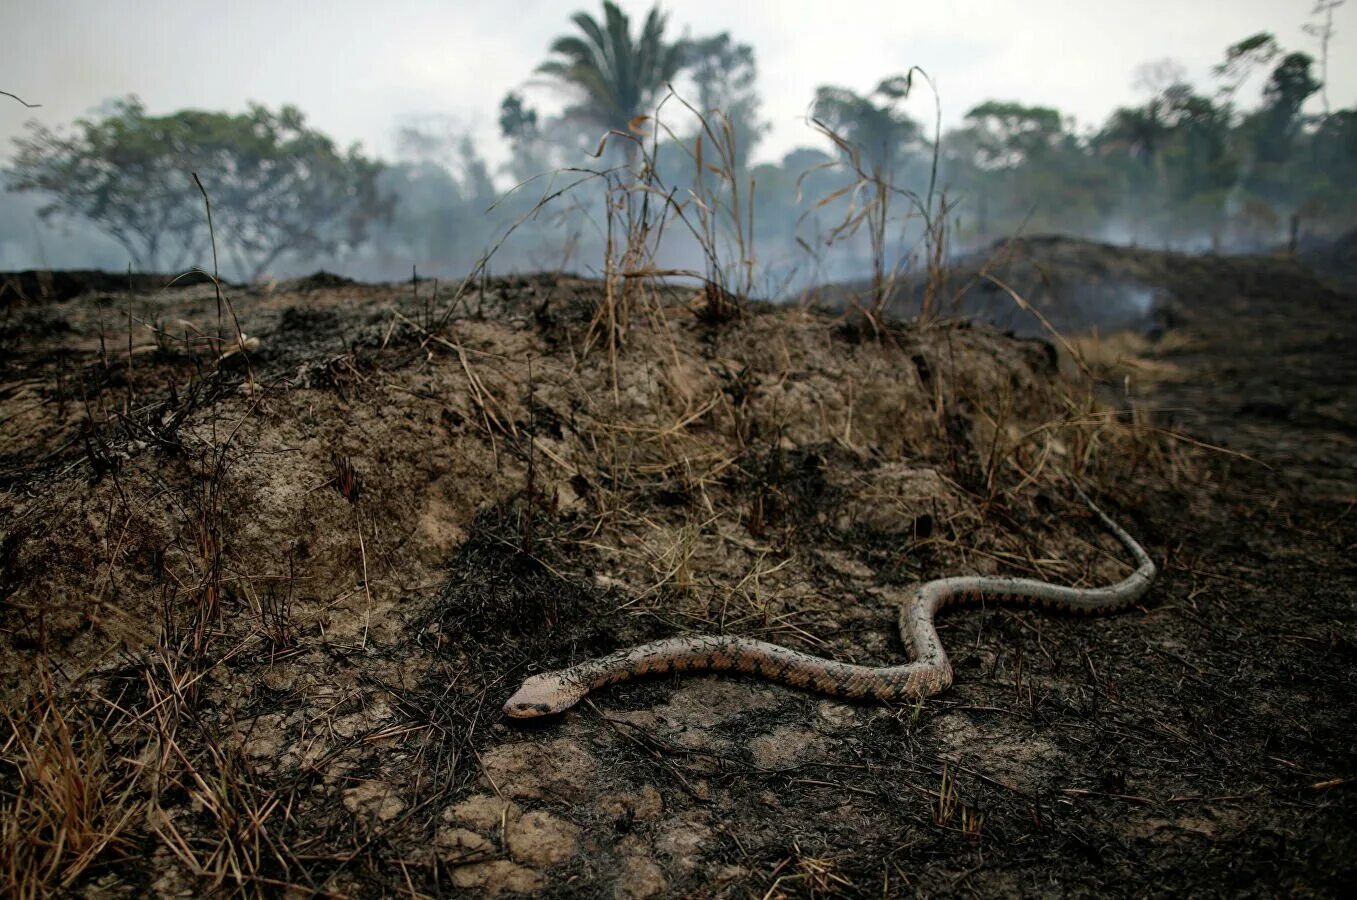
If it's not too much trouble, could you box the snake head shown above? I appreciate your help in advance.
[503,673,587,719]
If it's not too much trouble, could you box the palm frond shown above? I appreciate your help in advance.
[534,1,684,135]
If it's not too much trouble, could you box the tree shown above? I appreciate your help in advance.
[1253,53,1321,163]
[1302,0,1346,116]
[1158,87,1235,198]
[395,114,496,206]
[533,1,686,148]
[1102,60,1194,181]
[1101,105,1169,167]
[682,32,766,168]
[498,92,555,183]
[961,101,1064,169]
[192,104,389,279]
[8,98,388,279]
[1312,109,1357,174]
[1213,33,1281,101]
[1133,59,1189,96]
[499,92,539,145]
[1301,109,1357,227]
[8,98,206,270]
[812,76,924,175]
[374,160,489,273]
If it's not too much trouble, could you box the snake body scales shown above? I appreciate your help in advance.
[504,486,1156,718]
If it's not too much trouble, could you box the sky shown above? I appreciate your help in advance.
[2,0,1354,173]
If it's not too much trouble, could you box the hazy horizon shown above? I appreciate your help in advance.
[2,0,1353,280]
[3,0,1353,171]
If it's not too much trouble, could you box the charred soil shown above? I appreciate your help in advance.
[0,244,1353,897]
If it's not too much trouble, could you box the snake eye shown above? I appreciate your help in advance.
[505,701,555,718]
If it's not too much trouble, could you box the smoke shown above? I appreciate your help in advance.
[0,97,1347,303]
[0,173,128,271]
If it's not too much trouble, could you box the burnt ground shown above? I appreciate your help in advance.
[0,241,1353,897]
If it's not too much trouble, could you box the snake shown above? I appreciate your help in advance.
[503,484,1156,718]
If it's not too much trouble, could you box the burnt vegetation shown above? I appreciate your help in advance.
[1,2,1355,897]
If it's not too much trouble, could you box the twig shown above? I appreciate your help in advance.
[1,89,40,107]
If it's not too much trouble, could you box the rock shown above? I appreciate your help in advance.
[506,809,580,867]
[479,738,598,800]
[615,854,667,899]
[444,793,521,831]
[340,780,405,822]
[449,860,543,895]
[599,785,665,823]
[816,700,858,729]
[655,816,711,872]
[748,725,828,769]
[435,827,493,862]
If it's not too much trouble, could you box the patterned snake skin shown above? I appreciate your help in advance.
[504,485,1156,718]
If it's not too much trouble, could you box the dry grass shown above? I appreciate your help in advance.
[762,843,854,898]
[0,83,1219,898]
[142,651,293,894]
[0,668,139,898]
[1065,328,1194,384]
[802,68,954,330]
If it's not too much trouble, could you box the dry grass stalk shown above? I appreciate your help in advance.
[801,67,953,329]
[0,669,139,897]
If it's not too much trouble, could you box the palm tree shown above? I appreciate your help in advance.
[1101,103,1172,191]
[535,2,685,149]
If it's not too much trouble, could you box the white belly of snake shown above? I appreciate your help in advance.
[504,486,1156,717]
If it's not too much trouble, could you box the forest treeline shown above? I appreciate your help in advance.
[2,2,1353,287]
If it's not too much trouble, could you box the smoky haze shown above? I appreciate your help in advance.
[2,0,1354,318]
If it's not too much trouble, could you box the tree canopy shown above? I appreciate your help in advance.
[682,32,766,168]
[534,1,685,137]
[4,12,1354,283]
[812,77,925,174]
[8,98,387,279]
